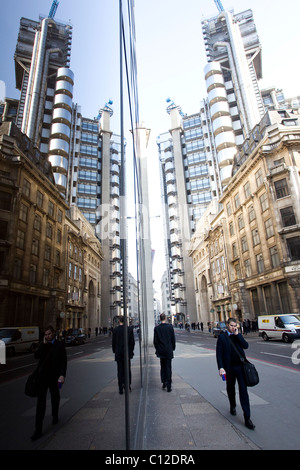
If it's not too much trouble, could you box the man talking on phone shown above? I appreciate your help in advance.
[216,317,255,430]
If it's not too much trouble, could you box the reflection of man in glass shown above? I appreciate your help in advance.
[31,326,67,441]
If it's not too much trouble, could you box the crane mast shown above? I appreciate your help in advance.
[49,0,59,19]
[214,0,225,12]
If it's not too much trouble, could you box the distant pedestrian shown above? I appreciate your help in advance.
[30,325,67,441]
[216,317,255,430]
[153,313,176,392]
[112,316,135,394]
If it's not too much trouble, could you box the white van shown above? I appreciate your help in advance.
[258,314,300,342]
[0,327,39,354]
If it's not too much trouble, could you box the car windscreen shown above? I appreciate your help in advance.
[280,315,300,325]
[0,329,18,339]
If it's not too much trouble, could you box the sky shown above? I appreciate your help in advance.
[1,0,300,297]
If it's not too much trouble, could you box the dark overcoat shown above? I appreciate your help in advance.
[153,323,176,359]
[216,332,248,371]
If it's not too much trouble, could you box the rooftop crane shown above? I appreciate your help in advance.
[214,0,225,12]
[48,0,59,19]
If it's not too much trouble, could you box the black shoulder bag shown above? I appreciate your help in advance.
[224,334,259,387]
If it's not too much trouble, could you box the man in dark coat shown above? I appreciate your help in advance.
[31,325,67,441]
[154,313,176,392]
[216,317,255,430]
[112,316,135,394]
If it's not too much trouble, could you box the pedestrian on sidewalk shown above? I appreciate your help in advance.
[216,317,255,430]
[31,325,67,441]
[153,313,176,392]
[112,316,135,394]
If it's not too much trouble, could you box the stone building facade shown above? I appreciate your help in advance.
[190,109,300,324]
[0,122,104,331]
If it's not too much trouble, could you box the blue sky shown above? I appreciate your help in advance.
[1,0,300,289]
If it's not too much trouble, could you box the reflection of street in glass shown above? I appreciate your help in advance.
[291,340,300,365]
[0,340,6,364]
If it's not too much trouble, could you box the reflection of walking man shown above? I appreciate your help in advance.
[31,325,67,441]
[112,316,135,394]
[154,313,176,392]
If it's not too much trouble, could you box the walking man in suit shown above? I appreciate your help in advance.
[154,313,176,392]
[31,325,67,441]
[112,316,135,394]
[216,317,255,430]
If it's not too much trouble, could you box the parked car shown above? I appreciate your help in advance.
[64,328,86,346]
[212,321,227,338]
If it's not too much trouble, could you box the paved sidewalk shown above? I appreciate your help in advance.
[39,346,259,451]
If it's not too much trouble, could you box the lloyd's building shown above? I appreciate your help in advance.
[9,8,124,328]
[158,7,287,325]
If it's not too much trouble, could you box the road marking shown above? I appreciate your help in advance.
[260,351,292,359]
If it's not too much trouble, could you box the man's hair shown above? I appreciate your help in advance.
[160,313,166,322]
[119,316,124,324]
[226,317,237,325]
[45,325,55,333]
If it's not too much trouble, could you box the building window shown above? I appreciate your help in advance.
[244,181,251,199]
[44,245,51,261]
[16,230,25,249]
[229,222,234,236]
[274,178,290,199]
[270,246,280,268]
[265,218,274,238]
[244,259,252,277]
[286,237,300,261]
[280,206,296,227]
[34,214,41,232]
[264,285,273,314]
[252,229,260,246]
[48,200,54,217]
[256,253,264,273]
[248,205,256,223]
[278,282,291,313]
[255,168,263,188]
[0,191,12,211]
[241,236,248,252]
[37,191,43,208]
[23,179,31,198]
[260,192,269,212]
[234,193,241,209]
[46,223,53,239]
[19,203,28,222]
[238,215,244,230]
[31,239,39,256]
[232,243,238,258]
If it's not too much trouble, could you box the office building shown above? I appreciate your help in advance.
[158,7,294,325]
[1,9,124,329]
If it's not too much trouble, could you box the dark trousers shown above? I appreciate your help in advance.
[226,365,250,419]
[160,358,172,388]
[35,379,60,432]
[117,359,132,391]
